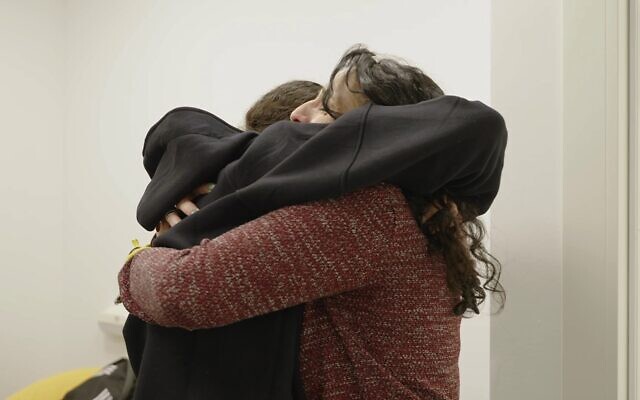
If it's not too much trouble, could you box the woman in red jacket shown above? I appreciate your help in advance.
[119,45,505,400]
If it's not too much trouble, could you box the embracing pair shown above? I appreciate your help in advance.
[117,44,507,400]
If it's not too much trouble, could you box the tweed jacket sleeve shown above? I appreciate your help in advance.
[117,183,410,330]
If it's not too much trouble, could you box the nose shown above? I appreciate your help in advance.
[290,99,313,123]
[290,110,307,123]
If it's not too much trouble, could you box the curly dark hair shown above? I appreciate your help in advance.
[324,44,505,317]
[245,80,322,132]
[403,189,505,316]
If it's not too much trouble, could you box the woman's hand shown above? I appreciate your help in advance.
[420,195,462,225]
[156,183,214,236]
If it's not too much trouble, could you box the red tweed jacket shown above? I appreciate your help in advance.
[118,183,462,400]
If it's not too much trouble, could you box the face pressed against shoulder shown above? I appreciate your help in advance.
[289,68,369,124]
[329,68,369,115]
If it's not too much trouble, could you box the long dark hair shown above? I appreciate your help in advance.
[324,44,505,317]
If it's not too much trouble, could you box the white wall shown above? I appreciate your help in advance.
[0,0,67,396]
[490,0,629,399]
[490,0,564,398]
[1,0,492,397]
[632,0,640,395]
[490,0,564,397]
[562,0,628,398]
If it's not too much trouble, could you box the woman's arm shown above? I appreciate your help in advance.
[118,183,408,331]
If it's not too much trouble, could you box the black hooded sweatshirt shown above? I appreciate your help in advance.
[123,95,508,400]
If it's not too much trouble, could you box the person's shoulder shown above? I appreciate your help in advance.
[307,183,410,224]
[280,183,407,219]
[347,183,406,207]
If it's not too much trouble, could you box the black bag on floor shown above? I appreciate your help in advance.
[63,358,136,400]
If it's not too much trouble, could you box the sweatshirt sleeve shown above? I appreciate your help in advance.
[226,95,507,224]
[350,96,508,215]
[118,183,406,330]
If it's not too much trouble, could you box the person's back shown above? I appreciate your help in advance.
[296,184,461,400]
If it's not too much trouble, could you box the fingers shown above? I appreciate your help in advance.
[175,183,214,216]
[421,204,440,224]
[193,183,215,196]
[157,219,170,231]
[176,198,199,216]
[156,183,214,233]
[448,201,463,226]
[164,211,182,227]
[155,219,171,237]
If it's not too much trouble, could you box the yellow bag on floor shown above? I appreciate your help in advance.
[8,367,100,400]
